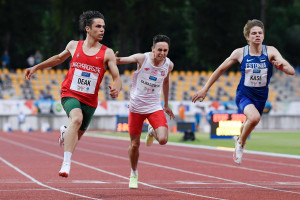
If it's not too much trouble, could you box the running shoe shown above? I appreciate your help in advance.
[129,174,138,189]
[58,161,71,178]
[58,125,67,147]
[145,124,154,147]
[233,136,245,164]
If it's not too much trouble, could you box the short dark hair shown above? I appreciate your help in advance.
[153,34,170,47]
[79,11,105,32]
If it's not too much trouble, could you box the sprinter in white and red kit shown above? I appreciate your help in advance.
[116,35,175,189]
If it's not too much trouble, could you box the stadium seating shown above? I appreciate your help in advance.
[0,68,299,102]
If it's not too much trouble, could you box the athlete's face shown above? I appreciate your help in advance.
[86,18,105,41]
[247,26,264,45]
[152,42,169,61]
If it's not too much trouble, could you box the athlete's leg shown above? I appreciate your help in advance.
[128,134,141,171]
[128,111,144,189]
[148,127,168,145]
[239,104,260,146]
[128,111,145,171]
[78,130,85,140]
[64,108,83,153]
[148,110,168,145]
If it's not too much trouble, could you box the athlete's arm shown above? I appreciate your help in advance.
[268,46,295,75]
[163,61,175,120]
[115,51,145,67]
[25,41,75,80]
[192,48,242,103]
[106,48,122,98]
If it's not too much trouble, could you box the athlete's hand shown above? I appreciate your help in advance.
[164,106,175,120]
[192,89,206,103]
[109,85,119,98]
[115,51,120,65]
[272,59,284,71]
[24,67,36,80]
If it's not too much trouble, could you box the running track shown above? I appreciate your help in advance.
[1,131,300,200]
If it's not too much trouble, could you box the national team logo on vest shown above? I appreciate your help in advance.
[144,68,150,71]
[151,70,158,75]
[161,70,166,76]
[81,71,91,77]
[77,53,80,58]
[149,75,157,81]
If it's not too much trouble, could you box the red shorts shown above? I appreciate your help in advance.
[128,110,168,135]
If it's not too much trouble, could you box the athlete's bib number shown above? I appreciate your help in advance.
[136,73,161,95]
[70,68,98,94]
[244,68,268,87]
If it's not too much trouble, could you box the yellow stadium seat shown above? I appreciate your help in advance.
[3,68,9,74]
[124,70,130,75]
[221,96,228,101]
[193,71,200,76]
[4,94,10,99]
[179,71,186,76]
[187,71,193,76]
[171,71,178,76]
[63,69,68,75]
[56,69,62,75]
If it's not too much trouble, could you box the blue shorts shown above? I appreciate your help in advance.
[195,113,201,124]
[236,95,266,115]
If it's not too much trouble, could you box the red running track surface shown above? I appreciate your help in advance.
[0,131,300,200]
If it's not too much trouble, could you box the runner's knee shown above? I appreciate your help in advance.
[130,140,140,150]
[71,115,83,127]
[248,114,260,126]
[158,138,168,145]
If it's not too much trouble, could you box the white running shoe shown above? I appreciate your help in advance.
[145,124,154,147]
[59,161,71,178]
[58,126,67,147]
[233,136,245,164]
[129,174,138,189]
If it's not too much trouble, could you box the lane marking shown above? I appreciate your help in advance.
[88,133,300,160]
[0,138,227,200]
[4,134,300,180]
[75,147,300,195]
[0,157,102,200]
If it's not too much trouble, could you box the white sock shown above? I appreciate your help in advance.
[131,168,138,176]
[149,127,154,136]
[64,151,72,163]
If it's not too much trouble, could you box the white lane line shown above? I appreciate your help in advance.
[76,147,300,195]
[4,134,300,195]
[146,151,300,179]
[87,134,300,167]
[0,157,102,200]
[88,134,300,160]
[80,140,300,178]
[0,138,227,200]
[5,134,300,183]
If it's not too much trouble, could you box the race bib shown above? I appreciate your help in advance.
[244,68,268,87]
[70,68,98,94]
[136,73,162,95]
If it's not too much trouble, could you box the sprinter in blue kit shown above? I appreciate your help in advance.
[192,19,295,164]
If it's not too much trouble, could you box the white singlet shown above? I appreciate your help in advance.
[129,52,170,114]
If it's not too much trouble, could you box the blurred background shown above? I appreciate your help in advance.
[0,0,299,134]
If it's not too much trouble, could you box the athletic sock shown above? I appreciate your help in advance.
[131,168,138,176]
[64,151,72,163]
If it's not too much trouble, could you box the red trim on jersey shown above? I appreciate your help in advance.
[61,41,107,108]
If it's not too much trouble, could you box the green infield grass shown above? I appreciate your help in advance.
[87,131,300,156]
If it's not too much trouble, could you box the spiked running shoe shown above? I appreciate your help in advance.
[145,124,154,147]
[59,161,71,178]
[58,125,67,147]
[233,136,245,164]
[129,174,138,189]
